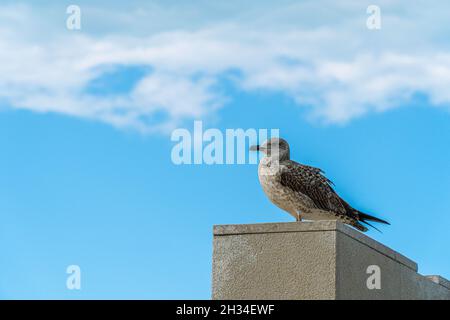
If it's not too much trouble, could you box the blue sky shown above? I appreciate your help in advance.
[1,1,450,299]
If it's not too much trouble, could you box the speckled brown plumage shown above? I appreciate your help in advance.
[252,138,389,232]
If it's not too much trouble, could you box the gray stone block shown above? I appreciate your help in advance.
[212,220,450,300]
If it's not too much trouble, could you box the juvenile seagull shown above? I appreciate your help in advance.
[250,138,389,232]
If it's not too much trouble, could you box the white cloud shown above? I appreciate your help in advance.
[1,1,450,132]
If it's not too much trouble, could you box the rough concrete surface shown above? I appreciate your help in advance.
[212,220,450,300]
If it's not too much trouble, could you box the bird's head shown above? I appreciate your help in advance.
[250,137,290,160]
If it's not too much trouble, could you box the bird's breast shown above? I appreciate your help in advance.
[257,162,292,208]
[257,160,318,215]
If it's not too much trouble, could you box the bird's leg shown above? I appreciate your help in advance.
[295,212,302,222]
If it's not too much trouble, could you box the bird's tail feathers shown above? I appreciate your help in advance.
[357,211,390,225]
[360,220,382,233]
[352,221,368,232]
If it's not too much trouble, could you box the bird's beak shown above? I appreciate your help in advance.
[250,145,260,151]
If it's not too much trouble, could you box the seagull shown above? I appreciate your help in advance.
[250,138,389,232]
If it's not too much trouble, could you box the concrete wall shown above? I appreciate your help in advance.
[212,220,450,300]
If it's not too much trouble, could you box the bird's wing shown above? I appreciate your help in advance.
[279,161,350,216]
